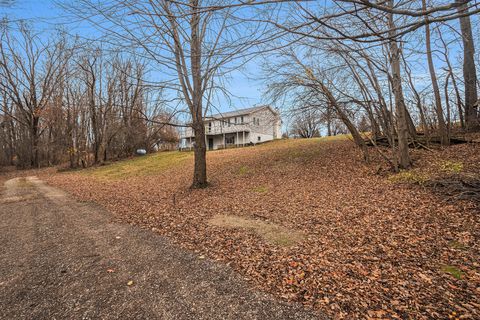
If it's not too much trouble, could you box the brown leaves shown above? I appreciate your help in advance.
[41,138,480,319]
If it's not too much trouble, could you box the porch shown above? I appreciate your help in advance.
[183,131,250,150]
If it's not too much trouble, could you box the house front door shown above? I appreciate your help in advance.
[208,138,214,150]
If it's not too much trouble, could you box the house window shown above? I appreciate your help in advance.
[225,136,235,145]
[241,116,244,124]
[257,136,261,142]
[257,118,260,125]
[228,118,231,127]
[253,117,256,125]
[235,117,238,124]
[208,122,212,133]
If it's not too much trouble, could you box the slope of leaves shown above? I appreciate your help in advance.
[42,138,480,319]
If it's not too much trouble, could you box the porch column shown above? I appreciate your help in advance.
[242,131,245,146]
[223,133,225,149]
[236,132,238,148]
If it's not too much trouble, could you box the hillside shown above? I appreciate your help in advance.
[42,137,480,319]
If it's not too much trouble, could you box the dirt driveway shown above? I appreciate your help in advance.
[0,177,322,320]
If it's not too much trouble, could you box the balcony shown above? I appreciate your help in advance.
[181,123,251,138]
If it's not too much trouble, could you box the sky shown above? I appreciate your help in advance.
[1,0,476,133]
[0,0,266,117]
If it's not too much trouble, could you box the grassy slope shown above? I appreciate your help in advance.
[82,151,192,180]
[82,135,350,180]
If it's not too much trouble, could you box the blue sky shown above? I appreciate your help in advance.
[0,0,56,23]
[0,0,266,117]
[1,0,476,131]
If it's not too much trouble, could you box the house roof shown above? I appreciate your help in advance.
[206,105,276,120]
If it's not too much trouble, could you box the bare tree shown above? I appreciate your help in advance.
[384,0,411,168]
[0,20,176,169]
[0,23,71,167]
[438,29,465,129]
[265,49,370,161]
[291,108,321,138]
[423,0,448,145]
[456,0,479,130]
[63,0,274,188]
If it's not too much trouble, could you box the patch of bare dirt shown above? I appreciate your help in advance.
[209,215,304,247]
[41,139,480,319]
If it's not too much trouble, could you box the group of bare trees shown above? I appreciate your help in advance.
[2,1,479,185]
[0,23,178,168]
[62,0,279,187]
[271,0,480,170]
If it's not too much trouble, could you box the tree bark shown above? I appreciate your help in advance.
[387,1,411,169]
[192,122,208,188]
[423,0,448,145]
[190,0,208,188]
[456,0,479,131]
[444,72,452,138]
[30,114,40,168]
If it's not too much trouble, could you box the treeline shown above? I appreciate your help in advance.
[268,0,480,170]
[0,24,178,169]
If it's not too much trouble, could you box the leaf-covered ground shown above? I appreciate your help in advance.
[40,137,479,319]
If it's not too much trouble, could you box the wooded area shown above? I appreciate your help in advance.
[0,25,178,168]
[1,0,479,185]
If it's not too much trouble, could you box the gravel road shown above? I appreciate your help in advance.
[0,176,323,320]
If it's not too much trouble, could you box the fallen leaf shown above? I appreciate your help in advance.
[42,137,480,319]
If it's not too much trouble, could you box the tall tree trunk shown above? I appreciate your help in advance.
[326,106,332,136]
[363,53,396,146]
[192,122,207,188]
[444,72,452,138]
[7,116,16,165]
[423,0,448,145]
[190,0,208,188]
[457,0,479,131]
[387,1,411,169]
[31,117,40,168]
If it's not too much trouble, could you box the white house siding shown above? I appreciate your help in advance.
[248,132,271,144]
[181,106,280,150]
[246,108,281,144]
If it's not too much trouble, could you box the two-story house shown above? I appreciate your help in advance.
[181,106,281,150]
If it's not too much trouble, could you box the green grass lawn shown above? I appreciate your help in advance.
[80,135,351,180]
[82,151,192,180]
